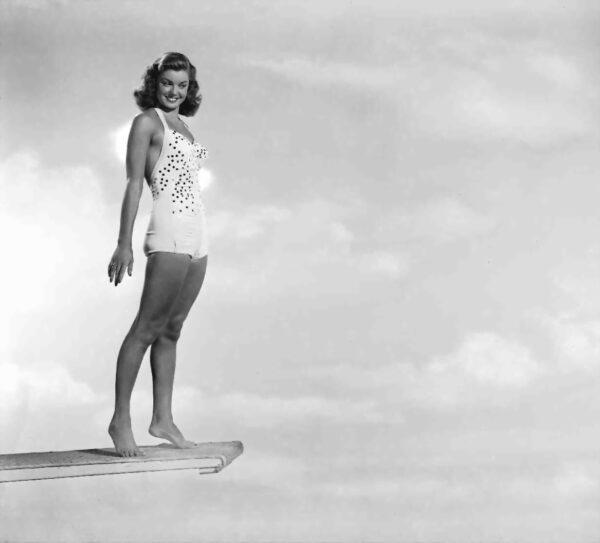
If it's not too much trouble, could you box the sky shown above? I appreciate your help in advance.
[1,0,600,541]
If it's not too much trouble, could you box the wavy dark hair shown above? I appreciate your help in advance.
[133,52,202,116]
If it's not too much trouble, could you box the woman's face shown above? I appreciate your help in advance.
[156,69,190,111]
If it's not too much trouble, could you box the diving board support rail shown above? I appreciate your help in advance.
[0,441,243,483]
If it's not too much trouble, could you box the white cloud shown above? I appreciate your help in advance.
[204,197,409,300]
[313,332,542,410]
[4,0,71,8]
[539,314,600,373]
[225,453,309,490]
[329,220,355,245]
[319,476,473,502]
[384,197,496,244]
[198,168,214,191]
[218,392,384,425]
[372,197,495,251]
[410,53,594,147]
[0,362,101,425]
[209,204,292,240]
[0,150,142,437]
[362,251,410,278]
[239,56,398,93]
[437,332,542,388]
[165,387,385,426]
[527,52,589,93]
[553,462,600,498]
[0,150,111,314]
[111,121,131,163]
[242,33,597,147]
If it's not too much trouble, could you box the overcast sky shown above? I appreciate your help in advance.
[1,0,599,541]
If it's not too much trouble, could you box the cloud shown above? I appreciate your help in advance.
[241,31,597,147]
[143,387,386,427]
[363,251,410,278]
[318,476,473,503]
[0,150,134,434]
[205,197,409,300]
[209,204,292,240]
[0,362,101,427]
[225,452,310,490]
[240,56,398,93]
[437,331,542,387]
[3,0,71,8]
[312,453,600,513]
[0,150,111,314]
[539,314,600,373]
[111,121,131,163]
[329,220,355,245]
[216,392,384,425]
[378,197,496,245]
[414,53,594,147]
[313,332,543,410]
[553,462,600,498]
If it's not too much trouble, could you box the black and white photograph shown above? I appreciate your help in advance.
[1,0,599,541]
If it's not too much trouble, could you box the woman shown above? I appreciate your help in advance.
[107,52,209,457]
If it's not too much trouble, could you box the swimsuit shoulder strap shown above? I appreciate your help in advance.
[153,107,169,132]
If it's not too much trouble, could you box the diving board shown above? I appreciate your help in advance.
[0,441,243,483]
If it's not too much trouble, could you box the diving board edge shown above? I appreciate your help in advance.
[0,441,243,483]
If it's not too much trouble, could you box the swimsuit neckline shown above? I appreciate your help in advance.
[154,107,196,146]
[170,128,196,146]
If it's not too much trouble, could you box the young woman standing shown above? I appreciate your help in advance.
[107,52,209,457]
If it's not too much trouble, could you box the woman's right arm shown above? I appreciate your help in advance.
[108,114,154,286]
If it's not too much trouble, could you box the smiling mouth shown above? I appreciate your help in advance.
[166,97,180,102]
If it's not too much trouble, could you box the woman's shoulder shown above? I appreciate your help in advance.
[134,107,160,123]
[130,108,160,134]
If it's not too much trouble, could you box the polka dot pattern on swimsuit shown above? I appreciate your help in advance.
[149,114,208,216]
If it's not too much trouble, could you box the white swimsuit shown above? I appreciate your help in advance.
[143,107,209,259]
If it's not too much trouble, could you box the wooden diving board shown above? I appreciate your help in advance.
[0,441,243,483]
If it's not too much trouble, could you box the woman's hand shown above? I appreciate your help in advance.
[108,245,134,286]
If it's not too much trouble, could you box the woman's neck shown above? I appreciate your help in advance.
[159,107,180,120]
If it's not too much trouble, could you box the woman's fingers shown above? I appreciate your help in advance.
[114,264,123,286]
[108,255,133,286]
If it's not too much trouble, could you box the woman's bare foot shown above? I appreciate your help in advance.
[108,414,145,457]
[148,418,197,448]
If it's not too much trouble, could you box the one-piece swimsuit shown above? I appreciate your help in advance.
[143,107,208,259]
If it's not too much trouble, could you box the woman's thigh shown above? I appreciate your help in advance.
[133,252,193,335]
[163,255,208,332]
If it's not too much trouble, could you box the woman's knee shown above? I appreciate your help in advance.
[130,318,167,346]
[158,317,185,342]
